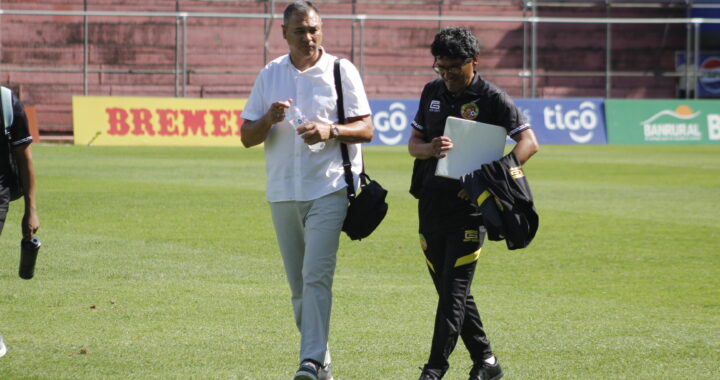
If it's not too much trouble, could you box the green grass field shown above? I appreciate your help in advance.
[0,144,718,379]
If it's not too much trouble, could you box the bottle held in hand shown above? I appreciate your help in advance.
[287,106,325,152]
[19,236,42,280]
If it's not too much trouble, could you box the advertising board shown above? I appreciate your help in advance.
[676,53,720,98]
[514,98,607,145]
[73,96,247,146]
[606,99,720,145]
[367,99,419,146]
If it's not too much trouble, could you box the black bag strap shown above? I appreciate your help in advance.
[334,59,366,201]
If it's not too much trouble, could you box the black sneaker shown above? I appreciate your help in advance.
[418,365,443,380]
[468,355,503,380]
[294,359,320,380]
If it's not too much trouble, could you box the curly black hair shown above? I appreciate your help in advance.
[430,27,480,59]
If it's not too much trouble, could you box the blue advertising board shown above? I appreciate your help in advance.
[692,1,720,34]
[368,99,419,146]
[514,98,608,145]
[367,98,607,146]
[676,53,720,98]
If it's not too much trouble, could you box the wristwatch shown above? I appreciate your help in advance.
[330,124,340,140]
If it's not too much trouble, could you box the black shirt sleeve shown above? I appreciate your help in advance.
[8,94,32,146]
[409,81,439,199]
[490,89,528,137]
[411,82,432,138]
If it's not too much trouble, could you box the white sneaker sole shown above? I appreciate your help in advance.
[319,370,333,380]
[0,337,7,358]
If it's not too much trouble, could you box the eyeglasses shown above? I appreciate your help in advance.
[432,57,473,75]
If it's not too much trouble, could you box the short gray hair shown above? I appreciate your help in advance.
[283,1,320,25]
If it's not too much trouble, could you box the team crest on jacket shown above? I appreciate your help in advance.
[460,103,479,119]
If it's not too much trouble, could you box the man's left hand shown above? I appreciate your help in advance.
[296,121,331,145]
[22,210,40,240]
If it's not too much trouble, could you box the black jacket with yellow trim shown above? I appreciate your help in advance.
[460,152,538,250]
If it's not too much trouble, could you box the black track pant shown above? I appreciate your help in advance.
[0,186,10,235]
[421,225,492,375]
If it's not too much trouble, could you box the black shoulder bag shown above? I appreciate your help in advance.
[333,59,388,241]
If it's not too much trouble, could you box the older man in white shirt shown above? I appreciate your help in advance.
[240,2,373,380]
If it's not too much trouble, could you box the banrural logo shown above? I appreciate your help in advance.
[640,105,705,142]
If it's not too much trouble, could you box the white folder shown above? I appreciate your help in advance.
[434,116,507,179]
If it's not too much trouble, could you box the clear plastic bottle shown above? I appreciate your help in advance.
[287,106,325,152]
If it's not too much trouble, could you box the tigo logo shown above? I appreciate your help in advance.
[542,101,599,143]
[373,102,409,145]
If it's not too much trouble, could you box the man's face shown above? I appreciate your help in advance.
[433,56,477,94]
[282,10,323,61]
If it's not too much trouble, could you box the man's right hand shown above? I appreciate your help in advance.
[431,136,453,159]
[241,99,293,147]
[408,128,454,160]
[265,100,292,125]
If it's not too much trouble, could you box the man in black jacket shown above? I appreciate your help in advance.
[0,87,39,241]
[408,27,538,380]
[0,86,40,358]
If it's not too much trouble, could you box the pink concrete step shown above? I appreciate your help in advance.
[33,104,73,132]
[6,71,88,85]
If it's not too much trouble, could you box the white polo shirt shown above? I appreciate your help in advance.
[242,49,371,202]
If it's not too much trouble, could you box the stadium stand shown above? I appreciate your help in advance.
[0,0,711,139]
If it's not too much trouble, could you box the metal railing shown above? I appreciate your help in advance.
[1,6,719,99]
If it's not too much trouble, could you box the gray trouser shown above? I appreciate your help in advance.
[269,189,347,364]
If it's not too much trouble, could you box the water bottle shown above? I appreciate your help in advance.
[287,106,325,152]
[19,236,42,280]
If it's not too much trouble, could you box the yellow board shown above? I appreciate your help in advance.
[72,96,248,146]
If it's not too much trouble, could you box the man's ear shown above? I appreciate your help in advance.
[281,24,288,40]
